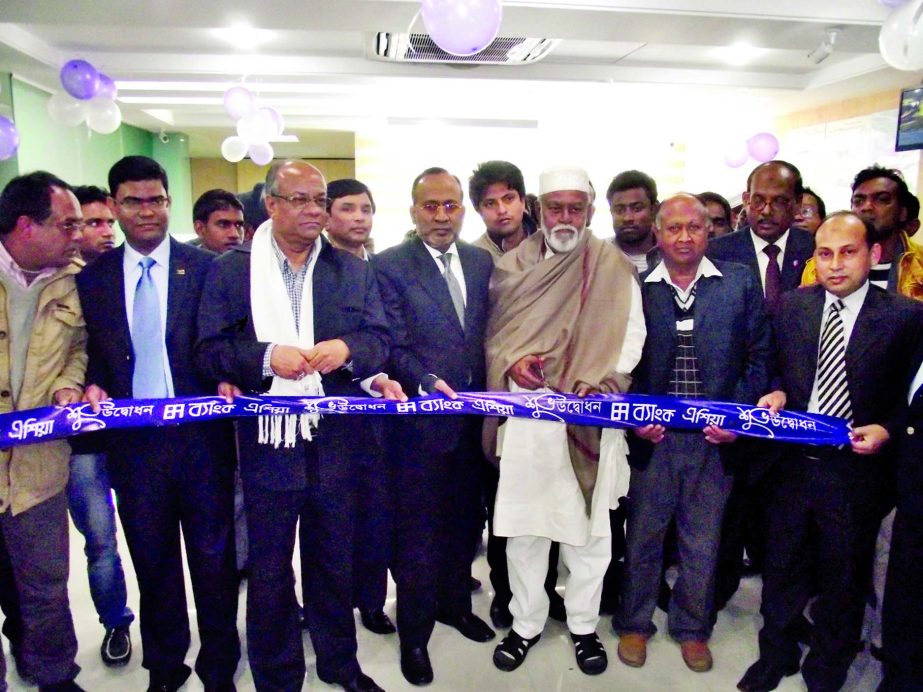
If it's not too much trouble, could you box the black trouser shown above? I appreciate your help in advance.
[758,450,880,691]
[880,504,923,691]
[110,427,239,686]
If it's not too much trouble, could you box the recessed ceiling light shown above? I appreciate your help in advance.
[212,23,275,50]
[712,41,767,67]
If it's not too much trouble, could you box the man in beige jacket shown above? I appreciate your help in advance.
[0,171,87,691]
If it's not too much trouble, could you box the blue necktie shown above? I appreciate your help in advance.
[131,257,168,398]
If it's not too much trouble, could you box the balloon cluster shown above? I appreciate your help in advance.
[220,87,283,166]
[723,132,780,168]
[46,59,122,134]
[421,0,503,56]
[879,0,923,71]
[0,115,20,161]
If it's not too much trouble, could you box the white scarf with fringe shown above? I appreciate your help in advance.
[250,221,324,447]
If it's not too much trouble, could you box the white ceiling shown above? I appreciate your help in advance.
[0,0,919,157]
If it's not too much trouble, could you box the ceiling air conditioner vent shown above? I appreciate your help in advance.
[370,32,560,65]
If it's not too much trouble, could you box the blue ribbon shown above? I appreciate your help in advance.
[0,391,850,449]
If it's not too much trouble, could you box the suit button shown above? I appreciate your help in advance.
[0,331,6,339]
[0,391,9,398]
[908,426,915,436]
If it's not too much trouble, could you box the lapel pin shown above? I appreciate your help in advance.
[176,268,186,275]
[793,259,800,268]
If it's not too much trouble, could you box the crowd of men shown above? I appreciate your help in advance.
[0,152,920,692]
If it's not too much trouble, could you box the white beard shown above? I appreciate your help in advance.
[543,223,583,253]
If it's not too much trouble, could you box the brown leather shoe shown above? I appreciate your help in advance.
[617,633,647,667]
[680,640,713,672]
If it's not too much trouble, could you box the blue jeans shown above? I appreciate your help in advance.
[67,454,134,629]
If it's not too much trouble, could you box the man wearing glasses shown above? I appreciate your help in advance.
[374,168,495,686]
[0,171,86,691]
[78,156,239,692]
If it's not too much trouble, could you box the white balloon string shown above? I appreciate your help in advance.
[407,9,421,53]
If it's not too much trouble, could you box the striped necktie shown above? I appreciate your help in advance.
[816,300,852,423]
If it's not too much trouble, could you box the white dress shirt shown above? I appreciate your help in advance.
[423,241,467,305]
[806,281,869,414]
[123,237,175,397]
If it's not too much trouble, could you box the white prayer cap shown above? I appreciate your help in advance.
[538,166,591,196]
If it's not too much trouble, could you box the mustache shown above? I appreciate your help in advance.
[543,223,581,235]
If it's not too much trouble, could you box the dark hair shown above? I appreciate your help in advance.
[0,171,72,235]
[326,178,376,213]
[468,160,525,209]
[606,170,658,206]
[906,192,920,224]
[696,191,731,224]
[801,186,826,219]
[193,189,244,224]
[238,182,268,230]
[411,167,463,203]
[851,165,915,215]
[746,160,804,198]
[817,210,876,248]
[72,184,110,207]
[108,156,169,196]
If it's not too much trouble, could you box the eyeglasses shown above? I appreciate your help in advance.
[118,196,169,211]
[797,207,820,219]
[271,193,328,210]
[747,195,793,213]
[417,201,463,215]
[35,219,85,234]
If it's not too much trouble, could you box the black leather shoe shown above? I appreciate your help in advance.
[359,608,396,635]
[436,611,496,642]
[38,681,85,692]
[400,646,434,686]
[490,596,513,629]
[147,665,192,692]
[737,658,799,692]
[203,682,236,692]
[338,671,384,692]
[101,624,132,667]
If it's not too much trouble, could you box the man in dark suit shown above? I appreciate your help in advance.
[615,193,772,674]
[737,212,923,692]
[706,160,815,604]
[78,156,239,692]
[373,167,495,685]
[880,370,923,690]
[196,160,395,692]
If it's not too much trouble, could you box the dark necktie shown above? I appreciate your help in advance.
[763,243,782,313]
[439,252,465,328]
[816,300,852,423]
[131,256,168,398]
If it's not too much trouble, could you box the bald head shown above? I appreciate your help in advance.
[654,193,710,273]
[265,160,329,252]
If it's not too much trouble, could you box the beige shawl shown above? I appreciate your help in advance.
[485,230,636,513]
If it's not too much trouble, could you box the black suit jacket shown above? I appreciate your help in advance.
[195,238,390,490]
[629,260,773,470]
[775,284,923,434]
[373,237,493,453]
[708,226,814,292]
[895,385,923,513]
[76,238,232,467]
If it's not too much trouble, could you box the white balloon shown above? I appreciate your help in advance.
[221,136,248,163]
[259,107,284,137]
[46,91,89,127]
[86,97,122,134]
[224,86,256,120]
[248,142,274,166]
[237,110,277,145]
[880,0,923,70]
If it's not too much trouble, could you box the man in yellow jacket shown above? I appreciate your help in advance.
[0,171,87,691]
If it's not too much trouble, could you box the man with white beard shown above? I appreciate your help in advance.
[485,166,646,675]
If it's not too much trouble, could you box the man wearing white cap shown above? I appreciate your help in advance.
[485,166,646,675]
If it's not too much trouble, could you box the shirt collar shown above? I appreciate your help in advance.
[645,255,722,285]
[423,240,459,261]
[824,280,869,314]
[270,231,321,274]
[0,239,60,289]
[124,235,171,270]
[749,228,790,254]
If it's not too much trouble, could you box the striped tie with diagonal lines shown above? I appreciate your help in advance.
[816,300,852,423]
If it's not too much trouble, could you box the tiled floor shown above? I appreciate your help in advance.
[3,520,884,691]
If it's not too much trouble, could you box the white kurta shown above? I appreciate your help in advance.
[493,277,646,547]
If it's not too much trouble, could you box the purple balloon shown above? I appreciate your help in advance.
[96,73,117,100]
[0,116,20,161]
[421,0,503,56]
[880,0,909,8]
[60,59,100,100]
[747,132,780,163]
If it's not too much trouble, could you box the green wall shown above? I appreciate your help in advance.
[0,75,193,236]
